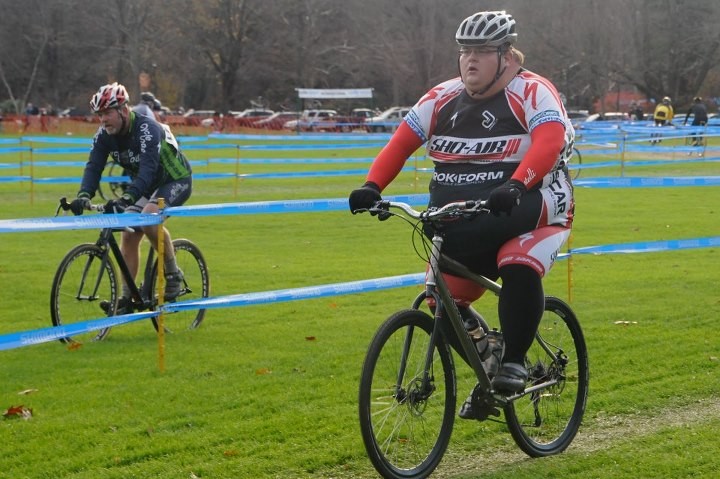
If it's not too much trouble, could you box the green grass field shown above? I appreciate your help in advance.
[0,134,719,478]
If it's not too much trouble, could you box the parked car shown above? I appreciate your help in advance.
[366,106,412,132]
[252,111,301,130]
[232,108,274,127]
[283,109,338,131]
[183,109,217,126]
[232,108,274,119]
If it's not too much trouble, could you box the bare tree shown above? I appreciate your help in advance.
[1,0,720,114]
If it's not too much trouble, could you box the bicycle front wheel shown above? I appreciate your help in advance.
[504,296,589,457]
[359,309,456,479]
[151,238,210,332]
[50,244,118,344]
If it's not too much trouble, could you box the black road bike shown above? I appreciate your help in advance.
[50,197,210,344]
[357,200,589,479]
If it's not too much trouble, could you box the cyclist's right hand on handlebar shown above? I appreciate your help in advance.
[69,196,91,216]
[349,181,382,214]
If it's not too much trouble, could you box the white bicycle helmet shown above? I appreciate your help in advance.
[456,11,517,48]
[90,82,130,112]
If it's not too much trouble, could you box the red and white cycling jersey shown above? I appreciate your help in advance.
[405,70,574,172]
[365,68,576,291]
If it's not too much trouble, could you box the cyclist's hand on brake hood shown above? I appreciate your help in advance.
[69,194,91,216]
[487,179,526,216]
[104,194,132,214]
[349,181,382,214]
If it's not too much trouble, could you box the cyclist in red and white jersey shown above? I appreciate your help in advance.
[349,11,575,419]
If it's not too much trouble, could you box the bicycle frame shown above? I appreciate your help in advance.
[95,227,155,312]
[388,202,563,403]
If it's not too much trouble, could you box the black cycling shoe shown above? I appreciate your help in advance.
[492,362,528,394]
[458,384,501,421]
[164,270,184,302]
[99,297,131,316]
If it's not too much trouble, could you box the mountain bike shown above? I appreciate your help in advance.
[97,160,130,201]
[50,197,210,344]
[357,200,589,479]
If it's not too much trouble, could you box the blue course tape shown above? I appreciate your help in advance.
[0,176,31,182]
[0,311,157,351]
[574,176,720,187]
[22,136,92,145]
[208,157,377,165]
[0,147,32,154]
[210,133,391,142]
[165,194,429,217]
[163,273,426,313]
[570,236,720,255]
[0,213,161,233]
[25,161,87,167]
[237,143,388,150]
[32,147,90,154]
[238,169,371,179]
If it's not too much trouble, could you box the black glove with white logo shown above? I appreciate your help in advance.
[349,181,382,214]
[487,179,526,216]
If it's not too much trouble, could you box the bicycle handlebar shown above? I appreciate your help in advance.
[56,197,106,216]
[367,199,488,221]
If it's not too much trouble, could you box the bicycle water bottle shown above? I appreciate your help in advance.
[466,319,504,378]
[482,330,504,378]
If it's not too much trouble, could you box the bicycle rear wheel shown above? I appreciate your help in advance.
[50,244,118,344]
[98,160,129,201]
[504,296,589,457]
[359,309,456,479]
[571,147,582,180]
[150,238,210,332]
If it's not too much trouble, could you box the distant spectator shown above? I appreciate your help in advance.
[23,102,38,132]
[133,92,160,120]
[25,102,39,115]
[628,101,643,121]
[684,96,708,148]
[651,96,673,144]
[212,111,224,132]
[653,96,674,125]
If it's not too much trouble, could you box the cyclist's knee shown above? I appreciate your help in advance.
[142,202,160,214]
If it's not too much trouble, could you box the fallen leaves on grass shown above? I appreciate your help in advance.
[17,389,38,395]
[3,405,33,420]
[255,367,272,375]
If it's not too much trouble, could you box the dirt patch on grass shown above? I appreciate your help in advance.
[434,396,720,478]
[324,396,720,478]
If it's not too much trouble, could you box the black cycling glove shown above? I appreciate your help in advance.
[487,179,526,216]
[104,194,132,214]
[348,181,382,214]
[69,194,91,216]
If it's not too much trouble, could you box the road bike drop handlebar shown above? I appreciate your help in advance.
[365,198,489,222]
[56,196,106,215]
[56,197,135,233]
